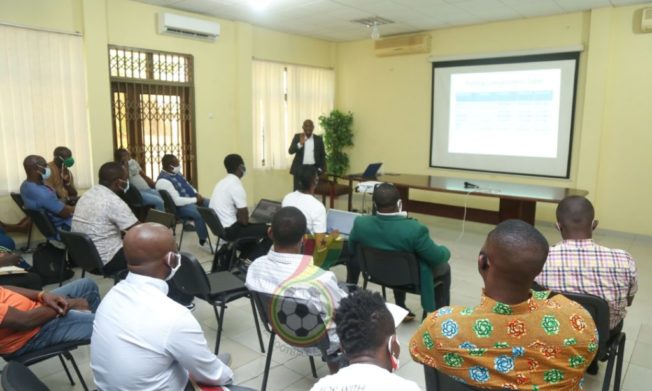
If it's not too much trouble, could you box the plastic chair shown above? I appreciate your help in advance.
[2,340,89,391]
[122,185,149,221]
[171,252,264,354]
[1,361,50,391]
[424,366,483,391]
[146,208,177,229]
[9,192,33,251]
[250,291,332,391]
[58,230,123,284]
[560,291,626,391]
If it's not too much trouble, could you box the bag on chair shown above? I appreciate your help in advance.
[32,242,74,285]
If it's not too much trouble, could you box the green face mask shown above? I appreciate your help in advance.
[60,156,75,168]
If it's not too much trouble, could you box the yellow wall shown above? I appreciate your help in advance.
[336,5,652,236]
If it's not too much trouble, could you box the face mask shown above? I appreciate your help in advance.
[387,335,400,372]
[165,252,182,281]
[39,165,52,180]
[171,165,181,174]
[120,179,130,193]
[60,156,75,168]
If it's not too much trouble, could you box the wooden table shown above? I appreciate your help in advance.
[345,173,587,225]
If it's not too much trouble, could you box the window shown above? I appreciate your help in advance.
[252,60,334,169]
[109,46,196,184]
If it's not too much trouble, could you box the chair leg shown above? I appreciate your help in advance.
[614,334,626,391]
[381,286,386,299]
[58,354,75,385]
[208,235,214,254]
[261,333,276,391]
[309,356,318,378]
[250,296,265,353]
[213,303,227,354]
[65,351,89,391]
[602,350,617,391]
[178,228,185,250]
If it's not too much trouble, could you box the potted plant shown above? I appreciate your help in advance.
[319,110,354,176]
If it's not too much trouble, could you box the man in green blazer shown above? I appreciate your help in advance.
[348,183,451,320]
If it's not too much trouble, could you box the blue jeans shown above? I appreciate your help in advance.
[139,188,165,211]
[4,278,100,359]
[176,199,209,243]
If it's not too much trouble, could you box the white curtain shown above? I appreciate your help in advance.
[0,25,92,195]
[252,60,334,170]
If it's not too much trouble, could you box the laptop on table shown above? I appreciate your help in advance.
[361,162,382,179]
[249,199,282,224]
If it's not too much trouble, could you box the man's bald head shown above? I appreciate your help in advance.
[123,223,176,278]
[373,183,401,212]
[556,196,595,239]
[23,155,46,178]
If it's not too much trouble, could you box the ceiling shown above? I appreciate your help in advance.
[136,0,652,41]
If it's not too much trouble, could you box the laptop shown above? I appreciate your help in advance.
[327,209,361,239]
[361,162,382,178]
[249,199,282,224]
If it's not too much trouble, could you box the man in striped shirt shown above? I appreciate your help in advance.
[535,195,637,374]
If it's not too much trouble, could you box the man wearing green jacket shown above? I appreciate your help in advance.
[348,183,451,320]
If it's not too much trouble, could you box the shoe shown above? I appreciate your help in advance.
[586,360,599,375]
[217,352,232,366]
[185,302,196,311]
[199,239,207,246]
[402,309,416,322]
[183,222,196,232]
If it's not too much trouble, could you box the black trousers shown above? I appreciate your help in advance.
[0,272,43,290]
[224,222,272,260]
[293,164,318,191]
[103,247,128,275]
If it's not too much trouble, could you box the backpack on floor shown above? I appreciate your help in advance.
[32,242,74,285]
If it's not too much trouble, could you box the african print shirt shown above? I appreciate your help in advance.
[410,290,598,390]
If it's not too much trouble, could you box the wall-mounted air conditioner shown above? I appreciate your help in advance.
[157,12,220,41]
[642,8,652,32]
[374,34,431,57]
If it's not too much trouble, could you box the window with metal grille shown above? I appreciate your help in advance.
[109,46,197,185]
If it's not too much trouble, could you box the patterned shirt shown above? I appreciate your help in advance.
[410,290,598,390]
[535,239,638,330]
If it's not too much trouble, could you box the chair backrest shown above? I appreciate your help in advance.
[250,290,331,355]
[558,291,611,357]
[158,190,178,215]
[58,230,105,275]
[172,252,212,299]
[10,192,25,209]
[197,206,227,239]
[424,366,482,391]
[23,208,57,239]
[1,361,50,391]
[359,245,420,291]
[123,185,144,207]
[145,209,176,230]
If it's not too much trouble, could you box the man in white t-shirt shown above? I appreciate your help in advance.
[310,290,419,391]
[282,166,327,234]
[209,154,270,258]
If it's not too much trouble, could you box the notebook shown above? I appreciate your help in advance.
[249,199,282,224]
[361,162,382,178]
[326,209,361,239]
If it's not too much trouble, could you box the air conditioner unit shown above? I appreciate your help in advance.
[642,8,652,32]
[157,13,220,41]
[374,34,431,57]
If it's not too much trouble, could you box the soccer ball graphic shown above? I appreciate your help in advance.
[273,286,327,345]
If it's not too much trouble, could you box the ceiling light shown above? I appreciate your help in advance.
[249,0,272,11]
[351,17,393,41]
[370,22,380,40]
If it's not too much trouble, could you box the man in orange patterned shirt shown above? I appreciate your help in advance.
[410,220,598,390]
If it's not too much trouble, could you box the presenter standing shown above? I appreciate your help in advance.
[288,119,326,191]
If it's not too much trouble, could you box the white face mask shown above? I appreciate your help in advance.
[387,335,400,372]
[165,252,182,281]
[171,165,181,174]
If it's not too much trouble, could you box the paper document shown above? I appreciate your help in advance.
[385,302,409,328]
[0,266,28,275]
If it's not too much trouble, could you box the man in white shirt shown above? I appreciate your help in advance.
[310,290,420,391]
[72,162,138,274]
[155,154,209,246]
[282,166,327,234]
[288,119,326,191]
[91,223,234,391]
[245,206,348,373]
[209,154,270,258]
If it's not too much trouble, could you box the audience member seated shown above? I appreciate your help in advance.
[44,146,78,205]
[20,155,74,231]
[348,183,451,320]
[72,162,138,275]
[114,148,165,211]
[155,154,209,247]
[310,290,420,391]
[535,195,637,375]
[209,154,271,259]
[245,206,347,373]
[411,220,598,390]
[91,223,234,390]
[0,278,99,359]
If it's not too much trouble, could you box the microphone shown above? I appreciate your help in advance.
[464,181,479,189]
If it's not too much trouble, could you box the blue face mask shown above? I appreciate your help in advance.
[39,166,52,180]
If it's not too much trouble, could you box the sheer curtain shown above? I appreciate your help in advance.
[252,60,334,170]
[0,25,92,195]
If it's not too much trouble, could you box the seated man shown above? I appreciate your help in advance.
[245,206,347,373]
[44,146,78,205]
[0,278,99,359]
[72,162,138,274]
[115,148,165,211]
[535,195,637,374]
[210,154,270,259]
[91,223,234,390]
[155,154,209,247]
[411,220,598,390]
[311,290,419,391]
[348,183,451,319]
[20,155,74,231]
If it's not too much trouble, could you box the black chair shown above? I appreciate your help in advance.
[58,230,123,284]
[158,190,212,252]
[1,361,50,391]
[9,192,33,251]
[197,206,258,272]
[172,252,264,355]
[359,245,449,319]
[560,291,626,391]
[424,366,482,391]
[145,208,177,230]
[3,340,89,391]
[123,185,150,221]
[250,291,332,391]
[23,208,70,286]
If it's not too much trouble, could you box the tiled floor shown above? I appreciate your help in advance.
[1,207,650,390]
